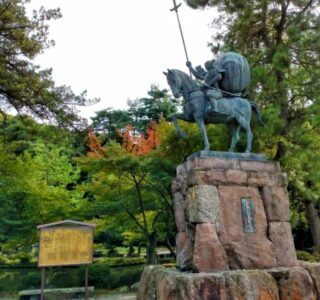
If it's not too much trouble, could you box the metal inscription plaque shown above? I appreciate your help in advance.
[38,224,93,267]
[241,198,256,233]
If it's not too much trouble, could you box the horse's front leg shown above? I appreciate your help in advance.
[168,113,189,138]
[195,115,210,151]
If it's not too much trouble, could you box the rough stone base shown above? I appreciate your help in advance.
[137,263,320,300]
[172,155,297,272]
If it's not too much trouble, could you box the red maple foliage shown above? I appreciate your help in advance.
[118,121,159,155]
[86,122,159,158]
[86,127,104,158]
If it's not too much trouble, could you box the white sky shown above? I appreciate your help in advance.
[27,1,217,122]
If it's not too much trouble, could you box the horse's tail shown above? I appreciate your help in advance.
[249,101,266,126]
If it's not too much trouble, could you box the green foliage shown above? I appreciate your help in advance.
[79,263,111,288]
[185,0,209,8]
[95,256,147,266]
[0,114,90,249]
[91,108,134,144]
[0,253,10,265]
[0,1,97,126]
[91,85,177,145]
[296,251,320,263]
[127,85,178,133]
[78,143,175,264]
[0,115,87,155]
[157,117,229,164]
[21,272,41,289]
[109,266,143,288]
[187,0,320,253]
[97,227,124,248]
[77,263,143,289]
[15,252,32,264]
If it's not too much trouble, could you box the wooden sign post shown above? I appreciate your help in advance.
[37,220,95,300]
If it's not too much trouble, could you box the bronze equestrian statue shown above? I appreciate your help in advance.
[163,52,264,153]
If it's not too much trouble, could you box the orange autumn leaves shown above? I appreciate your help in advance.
[87,128,104,158]
[87,122,159,158]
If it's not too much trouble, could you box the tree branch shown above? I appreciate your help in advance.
[122,204,149,238]
[286,0,314,28]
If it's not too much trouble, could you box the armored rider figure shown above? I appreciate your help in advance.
[186,60,225,111]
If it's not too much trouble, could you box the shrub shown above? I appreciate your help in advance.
[21,272,41,289]
[109,266,143,289]
[297,250,320,262]
[17,252,32,264]
[78,262,112,289]
[95,256,146,266]
[0,253,9,264]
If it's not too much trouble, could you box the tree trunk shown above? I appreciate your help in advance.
[147,232,158,264]
[127,244,135,257]
[165,238,176,258]
[304,200,320,255]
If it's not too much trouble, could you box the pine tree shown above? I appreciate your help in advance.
[0,0,96,127]
[185,0,320,254]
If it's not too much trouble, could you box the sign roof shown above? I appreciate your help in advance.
[37,219,96,229]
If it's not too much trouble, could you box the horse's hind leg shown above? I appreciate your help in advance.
[241,122,253,153]
[234,100,253,153]
[245,126,253,153]
[228,123,240,152]
[195,116,210,151]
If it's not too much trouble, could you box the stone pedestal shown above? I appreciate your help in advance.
[137,264,320,300]
[138,153,320,299]
[172,153,296,272]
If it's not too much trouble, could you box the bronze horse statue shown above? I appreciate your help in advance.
[163,69,264,153]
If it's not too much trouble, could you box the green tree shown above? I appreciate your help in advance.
[0,0,96,126]
[90,108,134,145]
[0,115,86,155]
[0,144,31,246]
[0,139,82,247]
[78,144,175,264]
[127,85,178,133]
[157,117,231,164]
[91,85,177,146]
[186,0,320,254]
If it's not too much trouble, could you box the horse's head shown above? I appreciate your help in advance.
[163,69,182,98]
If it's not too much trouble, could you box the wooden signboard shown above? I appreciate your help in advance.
[38,220,95,267]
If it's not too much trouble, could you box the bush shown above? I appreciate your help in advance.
[78,263,144,289]
[297,250,320,262]
[107,248,123,257]
[17,252,32,264]
[95,256,146,266]
[0,253,9,264]
[109,266,143,289]
[21,272,41,289]
[78,263,112,289]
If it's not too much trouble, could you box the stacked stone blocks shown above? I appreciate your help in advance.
[138,155,320,300]
[172,156,297,272]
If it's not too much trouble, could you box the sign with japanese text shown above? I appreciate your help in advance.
[38,221,94,267]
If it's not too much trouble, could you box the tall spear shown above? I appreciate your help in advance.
[170,0,192,77]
